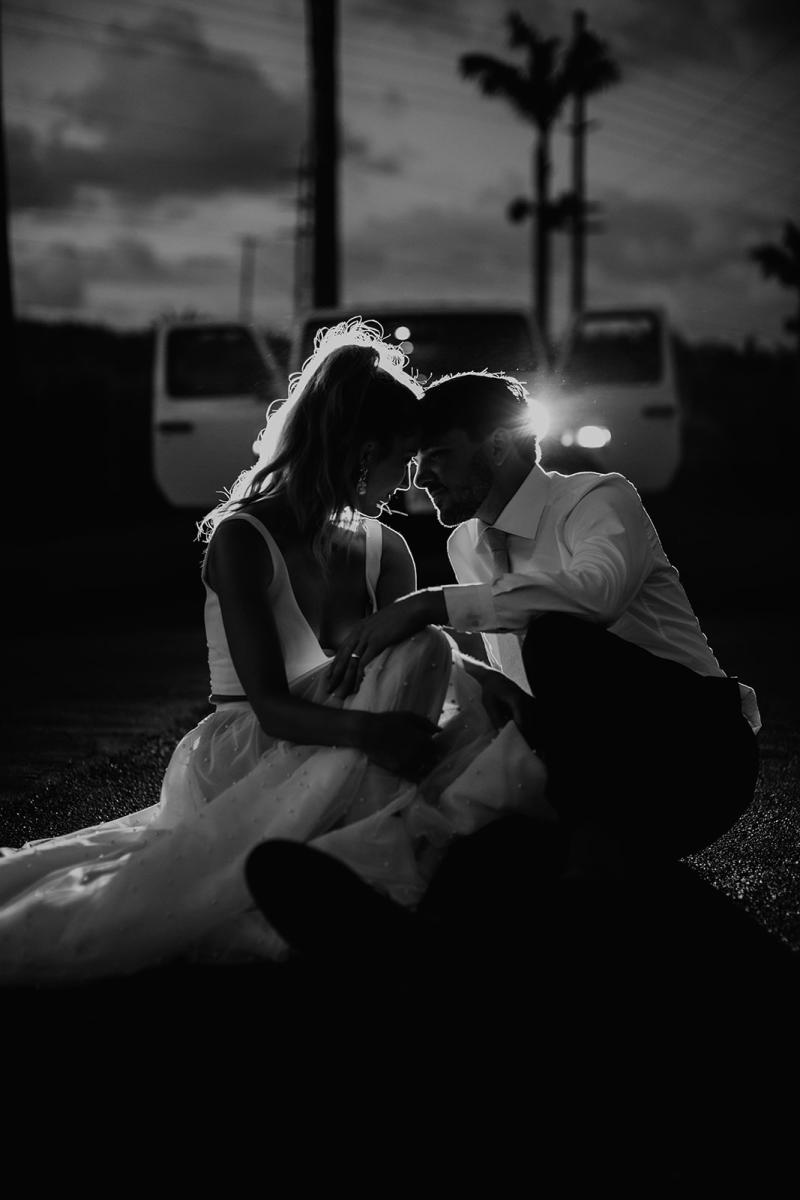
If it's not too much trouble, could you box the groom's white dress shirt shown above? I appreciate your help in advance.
[442,464,761,733]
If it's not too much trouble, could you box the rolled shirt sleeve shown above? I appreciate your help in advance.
[444,477,652,634]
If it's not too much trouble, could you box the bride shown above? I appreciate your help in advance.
[0,319,551,982]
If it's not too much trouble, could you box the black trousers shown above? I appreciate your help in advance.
[520,613,760,859]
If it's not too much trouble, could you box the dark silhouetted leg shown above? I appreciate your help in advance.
[521,613,759,859]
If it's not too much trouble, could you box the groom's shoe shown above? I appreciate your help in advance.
[244,840,426,976]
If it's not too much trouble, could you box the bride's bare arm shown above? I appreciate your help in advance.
[207,521,437,772]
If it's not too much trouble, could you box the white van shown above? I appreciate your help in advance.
[542,307,682,493]
[290,304,548,513]
[153,318,285,508]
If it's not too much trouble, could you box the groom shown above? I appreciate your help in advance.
[327,369,761,869]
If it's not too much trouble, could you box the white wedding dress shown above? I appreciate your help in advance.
[0,515,551,982]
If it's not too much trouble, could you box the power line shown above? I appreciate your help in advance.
[6,60,796,202]
[7,4,798,223]
[594,89,799,188]
[609,29,800,191]
[590,106,799,172]
[597,87,799,153]
[660,88,800,185]
[7,87,796,219]
[9,0,797,134]
[7,0,798,167]
[2,10,305,86]
[2,11,506,122]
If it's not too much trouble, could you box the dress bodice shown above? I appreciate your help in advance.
[202,513,383,694]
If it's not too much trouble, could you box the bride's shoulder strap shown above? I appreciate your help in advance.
[364,518,383,613]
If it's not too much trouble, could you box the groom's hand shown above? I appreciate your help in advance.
[470,666,538,744]
[327,590,445,698]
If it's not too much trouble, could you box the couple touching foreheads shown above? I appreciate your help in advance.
[0,318,760,982]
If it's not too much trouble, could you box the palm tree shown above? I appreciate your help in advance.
[750,221,800,370]
[460,10,619,350]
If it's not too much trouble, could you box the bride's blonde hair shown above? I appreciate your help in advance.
[198,317,422,562]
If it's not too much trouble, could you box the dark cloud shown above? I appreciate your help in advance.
[342,132,405,174]
[591,190,787,286]
[13,233,294,320]
[9,7,403,213]
[79,238,229,286]
[595,0,800,72]
[608,0,739,70]
[732,0,800,44]
[9,9,306,212]
[13,236,223,313]
[6,125,77,212]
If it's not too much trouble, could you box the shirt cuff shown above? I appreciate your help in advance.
[443,582,497,631]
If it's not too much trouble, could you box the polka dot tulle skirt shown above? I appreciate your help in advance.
[0,630,550,982]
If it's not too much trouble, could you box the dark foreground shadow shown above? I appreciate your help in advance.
[1,860,796,1188]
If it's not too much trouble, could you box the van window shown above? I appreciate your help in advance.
[299,312,539,382]
[560,311,662,388]
[166,324,274,399]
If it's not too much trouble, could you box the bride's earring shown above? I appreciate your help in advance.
[357,457,369,496]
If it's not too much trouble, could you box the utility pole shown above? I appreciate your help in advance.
[293,145,314,315]
[570,9,587,316]
[306,0,339,308]
[238,235,257,322]
[535,134,551,350]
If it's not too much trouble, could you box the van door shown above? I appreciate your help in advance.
[154,322,284,508]
[548,309,681,493]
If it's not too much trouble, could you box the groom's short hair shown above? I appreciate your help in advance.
[420,370,541,464]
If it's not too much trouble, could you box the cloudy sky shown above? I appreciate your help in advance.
[4,0,799,344]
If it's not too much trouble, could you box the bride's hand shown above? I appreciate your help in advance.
[326,594,430,698]
[360,711,440,780]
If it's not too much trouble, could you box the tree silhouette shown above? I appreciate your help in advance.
[460,10,619,350]
[750,221,800,366]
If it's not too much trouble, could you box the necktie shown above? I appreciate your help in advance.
[484,526,510,579]
[482,526,528,689]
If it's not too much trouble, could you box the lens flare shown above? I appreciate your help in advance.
[394,325,411,341]
[576,425,612,448]
[525,397,550,440]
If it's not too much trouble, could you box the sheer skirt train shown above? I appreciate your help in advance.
[0,629,550,982]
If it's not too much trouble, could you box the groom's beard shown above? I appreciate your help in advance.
[429,448,493,527]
